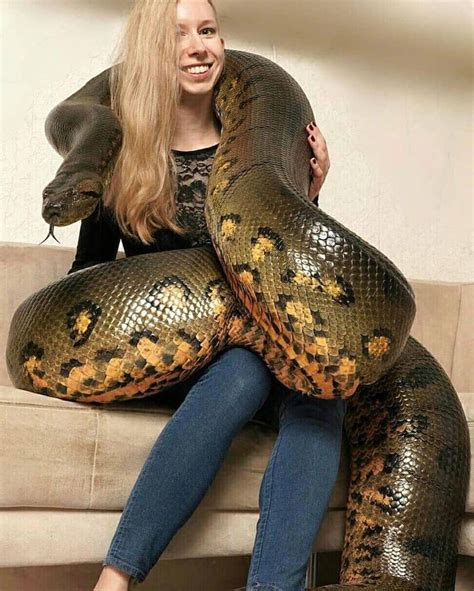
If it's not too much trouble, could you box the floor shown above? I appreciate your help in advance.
[0,556,251,591]
[0,554,472,590]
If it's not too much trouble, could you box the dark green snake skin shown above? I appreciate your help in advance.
[6,50,469,589]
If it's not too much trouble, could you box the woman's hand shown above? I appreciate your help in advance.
[306,121,330,202]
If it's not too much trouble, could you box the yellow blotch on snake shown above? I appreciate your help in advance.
[238,269,254,287]
[321,276,346,299]
[73,310,93,334]
[207,283,227,318]
[136,337,170,373]
[251,236,277,263]
[160,284,187,304]
[221,218,238,241]
[359,456,386,481]
[291,272,321,288]
[285,300,313,326]
[24,355,49,392]
[367,335,391,359]
[363,488,394,511]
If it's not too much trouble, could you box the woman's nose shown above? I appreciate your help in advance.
[186,33,207,53]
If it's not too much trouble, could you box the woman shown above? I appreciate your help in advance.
[64,1,344,589]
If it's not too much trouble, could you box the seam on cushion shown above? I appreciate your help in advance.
[0,401,174,416]
[0,401,92,409]
[88,409,100,510]
[409,279,470,286]
[449,283,463,380]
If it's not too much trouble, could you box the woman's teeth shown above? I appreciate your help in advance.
[186,65,210,74]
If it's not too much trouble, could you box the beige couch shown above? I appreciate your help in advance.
[1,241,473,589]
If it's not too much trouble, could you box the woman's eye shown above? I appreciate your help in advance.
[177,27,216,37]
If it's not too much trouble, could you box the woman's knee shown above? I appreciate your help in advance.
[279,392,348,431]
[216,347,272,410]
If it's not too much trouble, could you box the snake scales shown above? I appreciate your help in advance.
[6,50,469,589]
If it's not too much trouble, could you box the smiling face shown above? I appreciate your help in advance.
[176,0,225,96]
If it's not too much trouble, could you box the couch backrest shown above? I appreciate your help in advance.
[1,241,472,392]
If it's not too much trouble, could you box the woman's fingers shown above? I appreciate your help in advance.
[306,123,330,170]
[306,121,330,200]
[310,157,324,177]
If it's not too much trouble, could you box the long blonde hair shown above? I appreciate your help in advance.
[105,0,220,244]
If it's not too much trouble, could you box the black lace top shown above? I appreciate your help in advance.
[67,143,219,274]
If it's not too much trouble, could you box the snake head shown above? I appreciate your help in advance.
[42,171,103,226]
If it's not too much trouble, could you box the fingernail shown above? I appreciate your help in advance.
[311,157,316,163]
[310,135,315,141]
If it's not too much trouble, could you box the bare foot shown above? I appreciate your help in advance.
[93,565,131,591]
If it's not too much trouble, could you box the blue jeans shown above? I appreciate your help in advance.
[103,347,348,590]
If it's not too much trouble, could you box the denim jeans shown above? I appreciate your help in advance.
[103,347,348,590]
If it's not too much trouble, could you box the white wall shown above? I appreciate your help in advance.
[1,0,472,281]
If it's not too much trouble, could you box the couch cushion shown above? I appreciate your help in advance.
[1,508,472,568]
[0,507,349,568]
[452,283,474,393]
[0,384,351,511]
[408,280,465,391]
[459,392,474,514]
[0,243,72,388]
[1,384,472,564]
[2,384,470,510]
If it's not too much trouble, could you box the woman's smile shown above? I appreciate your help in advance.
[181,63,213,80]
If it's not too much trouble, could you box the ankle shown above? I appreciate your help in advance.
[94,565,131,591]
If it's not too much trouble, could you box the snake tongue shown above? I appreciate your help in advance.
[38,224,61,245]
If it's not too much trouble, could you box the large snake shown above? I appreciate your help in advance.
[6,50,469,589]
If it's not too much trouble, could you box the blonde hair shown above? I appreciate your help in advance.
[105,0,221,244]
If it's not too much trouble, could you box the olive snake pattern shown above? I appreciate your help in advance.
[6,50,469,589]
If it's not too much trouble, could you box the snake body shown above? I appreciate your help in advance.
[6,50,469,589]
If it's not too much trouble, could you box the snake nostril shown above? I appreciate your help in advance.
[44,202,62,219]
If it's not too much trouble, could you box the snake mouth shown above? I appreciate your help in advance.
[42,192,100,226]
